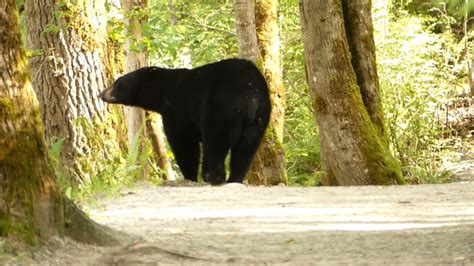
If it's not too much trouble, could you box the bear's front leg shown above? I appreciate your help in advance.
[163,122,200,182]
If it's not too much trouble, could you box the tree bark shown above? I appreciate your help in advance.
[342,0,387,138]
[121,0,148,179]
[25,0,127,184]
[146,113,175,181]
[465,0,474,97]
[248,0,287,185]
[234,0,259,63]
[470,56,474,97]
[299,0,404,185]
[120,0,174,180]
[0,0,119,246]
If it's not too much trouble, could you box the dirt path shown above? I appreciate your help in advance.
[5,182,474,265]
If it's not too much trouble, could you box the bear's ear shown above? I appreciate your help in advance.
[99,85,117,103]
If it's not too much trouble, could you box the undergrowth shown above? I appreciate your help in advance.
[47,123,167,203]
[374,7,466,183]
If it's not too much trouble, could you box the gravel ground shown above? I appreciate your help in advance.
[5,181,474,265]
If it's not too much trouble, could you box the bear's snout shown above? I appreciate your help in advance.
[99,87,116,103]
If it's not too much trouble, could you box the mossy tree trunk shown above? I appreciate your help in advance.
[470,56,474,97]
[233,0,287,185]
[299,0,404,185]
[146,114,175,180]
[25,0,127,184]
[121,0,175,181]
[249,0,287,185]
[342,0,387,139]
[0,0,119,246]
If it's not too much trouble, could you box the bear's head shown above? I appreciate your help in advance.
[100,67,169,112]
[99,68,148,107]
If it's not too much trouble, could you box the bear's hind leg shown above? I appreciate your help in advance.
[228,124,265,183]
[227,141,260,183]
[202,137,230,185]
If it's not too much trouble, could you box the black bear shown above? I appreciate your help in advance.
[99,59,271,185]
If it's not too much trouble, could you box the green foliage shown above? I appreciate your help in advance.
[15,0,24,8]
[106,0,238,66]
[399,0,474,13]
[436,0,474,14]
[42,24,60,34]
[47,138,69,194]
[0,212,37,246]
[393,0,474,27]
[374,12,463,183]
[47,119,165,202]
[143,0,238,67]
[280,2,321,186]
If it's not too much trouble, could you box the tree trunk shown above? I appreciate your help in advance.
[299,0,404,185]
[234,0,259,63]
[465,0,474,97]
[25,0,127,184]
[470,56,474,97]
[122,0,148,179]
[169,0,178,25]
[121,0,174,181]
[146,113,175,180]
[342,0,387,139]
[0,0,119,246]
[248,0,287,185]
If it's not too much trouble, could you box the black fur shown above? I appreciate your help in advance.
[100,59,271,185]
